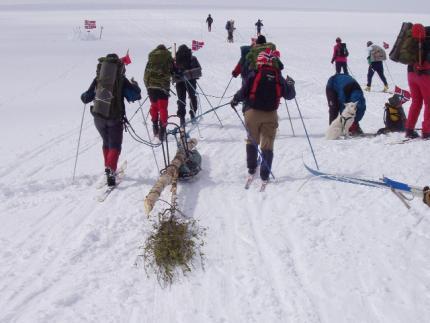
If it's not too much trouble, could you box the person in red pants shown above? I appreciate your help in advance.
[144,44,174,141]
[405,64,430,138]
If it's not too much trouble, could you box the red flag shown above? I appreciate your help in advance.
[121,50,131,65]
[394,86,411,104]
[191,40,205,51]
[84,20,96,29]
[383,41,389,49]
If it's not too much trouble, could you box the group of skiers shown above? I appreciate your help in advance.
[81,22,429,188]
[205,14,264,43]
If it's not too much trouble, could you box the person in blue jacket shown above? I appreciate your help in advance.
[81,53,141,186]
[326,73,366,135]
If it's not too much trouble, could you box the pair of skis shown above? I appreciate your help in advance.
[244,174,268,192]
[304,162,425,208]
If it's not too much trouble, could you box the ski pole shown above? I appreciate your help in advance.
[139,100,160,173]
[284,99,295,137]
[195,81,224,127]
[72,104,86,183]
[216,76,233,109]
[232,107,275,180]
[129,96,148,122]
[294,98,319,170]
[384,61,396,85]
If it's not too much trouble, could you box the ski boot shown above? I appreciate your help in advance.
[383,85,389,93]
[364,86,371,92]
[152,122,159,138]
[158,124,166,142]
[105,168,116,187]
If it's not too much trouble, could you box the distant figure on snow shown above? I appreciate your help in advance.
[80,53,141,186]
[331,37,349,74]
[326,73,366,136]
[365,41,389,92]
[206,14,213,32]
[226,20,235,43]
[255,19,263,36]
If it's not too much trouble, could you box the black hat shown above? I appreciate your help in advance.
[367,41,373,47]
[256,35,266,44]
[336,37,341,43]
[388,94,401,107]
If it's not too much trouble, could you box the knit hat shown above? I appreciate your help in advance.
[336,37,341,43]
[256,35,266,44]
[367,41,373,47]
[256,48,280,67]
[388,94,401,107]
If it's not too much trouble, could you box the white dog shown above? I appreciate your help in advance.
[325,102,357,140]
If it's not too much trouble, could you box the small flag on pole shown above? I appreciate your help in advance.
[84,20,97,29]
[191,40,205,51]
[121,49,132,65]
[394,86,411,104]
[383,41,389,49]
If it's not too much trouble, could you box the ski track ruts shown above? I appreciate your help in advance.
[244,192,322,323]
[0,119,95,179]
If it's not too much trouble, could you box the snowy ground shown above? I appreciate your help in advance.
[1,4,430,323]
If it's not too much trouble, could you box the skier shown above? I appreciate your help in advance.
[365,41,389,92]
[226,20,235,43]
[230,49,295,183]
[331,37,349,74]
[206,14,213,32]
[326,73,366,135]
[404,25,430,139]
[80,53,141,186]
[231,38,256,86]
[255,19,263,36]
[143,44,174,141]
[173,44,202,126]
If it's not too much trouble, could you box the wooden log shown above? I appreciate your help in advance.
[144,139,197,214]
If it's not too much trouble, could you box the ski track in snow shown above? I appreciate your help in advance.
[1,6,430,323]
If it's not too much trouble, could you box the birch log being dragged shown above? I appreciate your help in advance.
[144,138,198,215]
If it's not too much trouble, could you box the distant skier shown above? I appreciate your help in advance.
[326,73,366,136]
[80,53,141,186]
[144,44,174,141]
[226,20,235,43]
[255,19,263,36]
[365,41,389,92]
[206,14,213,32]
[331,37,349,74]
[173,44,202,126]
[230,49,295,183]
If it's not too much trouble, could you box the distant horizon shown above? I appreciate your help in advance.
[0,0,429,14]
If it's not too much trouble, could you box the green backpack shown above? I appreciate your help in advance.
[389,22,420,65]
[246,42,279,70]
[144,45,173,90]
[92,55,125,120]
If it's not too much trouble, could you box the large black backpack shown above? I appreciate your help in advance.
[338,43,349,57]
[248,66,281,111]
[92,54,124,119]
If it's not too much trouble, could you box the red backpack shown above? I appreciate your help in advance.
[249,66,281,111]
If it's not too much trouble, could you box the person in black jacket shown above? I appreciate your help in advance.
[173,44,202,126]
[81,53,141,186]
[206,14,213,32]
[255,19,263,35]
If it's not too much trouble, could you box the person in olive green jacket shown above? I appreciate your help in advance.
[144,44,174,140]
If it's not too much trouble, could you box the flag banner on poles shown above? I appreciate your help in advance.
[121,50,131,65]
[394,86,411,104]
[191,40,205,51]
[383,41,389,49]
[84,20,97,29]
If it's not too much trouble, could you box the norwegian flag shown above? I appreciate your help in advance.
[383,41,389,49]
[121,50,131,65]
[191,40,205,51]
[256,48,280,66]
[84,20,96,30]
[394,86,411,104]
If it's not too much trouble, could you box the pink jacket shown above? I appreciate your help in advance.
[332,43,347,63]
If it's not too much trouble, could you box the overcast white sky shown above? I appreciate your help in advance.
[0,0,429,13]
